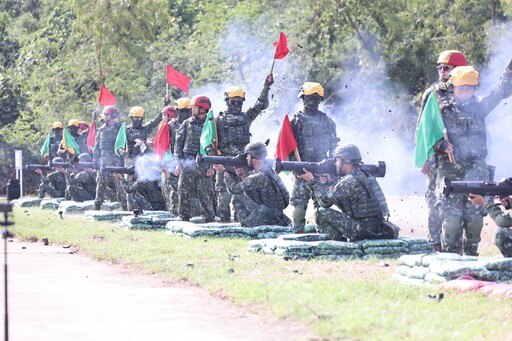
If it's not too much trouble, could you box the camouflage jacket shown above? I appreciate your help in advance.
[65,169,96,196]
[169,117,186,154]
[126,112,161,159]
[174,116,205,160]
[485,203,512,228]
[92,121,124,167]
[41,171,66,197]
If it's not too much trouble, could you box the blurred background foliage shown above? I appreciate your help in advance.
[0,0,511,194]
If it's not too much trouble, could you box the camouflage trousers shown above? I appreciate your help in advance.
[215,170,232,222]
[494,227,512,258]
[424,158,442,248]
[290,177,317,233]
[95,172,128,210]
[436,158,488,255]
[127,192,154,211]
[315,208,390,242]
[38,183,65,199]
[177,164,215,221]
[67,185,95,202]
[232,193,291,227]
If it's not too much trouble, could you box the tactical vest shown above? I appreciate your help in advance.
[261,168,289,210]
[96,123,124,166]
[126,126,150,158]
[342,171,385,219]
[443,99,487,162]
[216,112,251,155]
[183,118,204,157]
[169,118,184,154]
[294,111,334,162]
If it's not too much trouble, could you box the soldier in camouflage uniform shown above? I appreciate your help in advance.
[214,142,291,227]
[435,60,512,255]
[158,105,178,211]
[65,153,96,202]
[289,82,339,233]
[45,122,64,161]
[469,193,512,258]
[206,74,274,222]
[119,106,162,167]
[93,105,128,210]
[174,95,216,222]
[415,50,468,252]
[58,119,81,160]
[113,173,167,211]
[298,144,397,242]
[34,157,66,199]
[77,121,90,156]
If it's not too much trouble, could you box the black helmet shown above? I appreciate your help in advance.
[78,153,92,163]
[51,157,65,164]
[244,142,268,159]
[333,144,362,163]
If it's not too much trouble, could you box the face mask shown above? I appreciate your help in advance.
[303,95,322,112]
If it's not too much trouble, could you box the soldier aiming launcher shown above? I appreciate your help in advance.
[195,154,274,168]
[274,159,387,178]
[26,162,135,175]
[442,177,512,197]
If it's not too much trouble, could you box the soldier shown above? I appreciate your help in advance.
[415,50,468,252]
[206,74,274,222]
[213,142,291,227]
[34,157,66,199]
[289,82,339,233]
[119,106,162,167]
[92,105,128,210]
[468,194,512,258]
[435,59,512,255]
[297,144,397,242]
[77,121,90,156]
[113,173,167,211]
[46,122,63,160]
[174,95,216,222]
[66,153,96,202]
[58,119,81,160]
[158,105,178,211]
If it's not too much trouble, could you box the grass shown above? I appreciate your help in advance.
[10,207,512,340]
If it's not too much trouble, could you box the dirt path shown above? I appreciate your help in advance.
[0,240,313,341]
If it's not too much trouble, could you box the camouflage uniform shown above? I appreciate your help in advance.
[125,112,161,166]
[484,202,512,257]
[208,85,271,222]
[174,116,216,222]
[224,166,291,227]
[309,169,392,242]
[435,64,512,255]
[120,178,167,211]
[93,122,128,210]
[38,170,66,199]
[290,108,339,232]
[76,132,89,157]
[66,169,97,202]
[416,81,451,250]
[48,134,62,160]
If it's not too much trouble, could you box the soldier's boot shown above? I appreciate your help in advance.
[463,240,479,256]
[431,244,442,253]
[94,202,101,211]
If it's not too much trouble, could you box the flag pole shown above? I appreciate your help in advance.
[293,147,301,162]
[270,59,276,74]
[166,84,169,98]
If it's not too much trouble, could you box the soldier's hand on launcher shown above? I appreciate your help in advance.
[468,193,487,206]
[235,167,247,179]
[297,168,314,182]
[206,167,215,177]
[318,173,334,184]
[212,164,225,172]
[34,168,43,175]
[175,164,183,176]
[500,196,512,210]
[112,173,123,180]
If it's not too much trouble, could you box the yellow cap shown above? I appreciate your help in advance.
[450,66,479,86]
[68,119,80,127]
[129,106,145,117]
[225,86,245,100]
[298,82,324,98]
[52,121,63,129]
[176,98,192,110]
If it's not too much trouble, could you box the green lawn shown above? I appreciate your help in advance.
[9,208,512,340]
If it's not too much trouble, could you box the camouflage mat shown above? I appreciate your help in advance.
[40,198,65,210]
[395,253,512,284]
[166,221,293,239]
[11,198,43,208]
[83,210,134,222]
[121,212,178,230]
[59,201,122,215]
[248,235,431,260]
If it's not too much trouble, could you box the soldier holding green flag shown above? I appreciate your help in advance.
[40,122,63,160]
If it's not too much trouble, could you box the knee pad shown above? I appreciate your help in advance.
[442,215,462,242]
[495,228,512,257]
[464,214,483,243]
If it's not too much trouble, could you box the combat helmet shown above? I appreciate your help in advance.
[129,106,145,118]
[298,82,324,99]
[333,144,362,163]
[51,157,65,164]
[68,119,80,127]
[78,153,92,163]
[52,122,63,129]
[176,98,192,110]
[101,105,119,119]
[161,106,177,119]
[244,142,268,159]
[191,95,212,111]
[437,50,467,67]
[224,86,246,100]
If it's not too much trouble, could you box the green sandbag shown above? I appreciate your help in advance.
[362,253,402,260]
[357,239,407,249]
[481,258,512,271]
[424,272,448,284]
[12,198,42,207]
[429,260,487,279]
[398,254,427,267]
[363,246,408,255]
[278,233,331,242]
[397,265,429,279]
[314,240,362,251]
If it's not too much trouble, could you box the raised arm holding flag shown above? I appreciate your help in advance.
[270,32,289,73]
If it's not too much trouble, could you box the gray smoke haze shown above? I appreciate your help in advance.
[187,20,512,196]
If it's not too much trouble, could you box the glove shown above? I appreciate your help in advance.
[438,99,454,111]
[164,96,171,106]
[264,73,274,87]
[92,110,98,121]
[436,139,450,152]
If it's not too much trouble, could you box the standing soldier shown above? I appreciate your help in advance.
[66,153,97,202]
[93,105,127,210]
[45,122,63,160]
[159,105,178,211]
[77,121,90,156]
[174,95,216,222]
[435,59,512,255]
[289,82,339,233]
[415,50,467,252]
[34,157,66,199]
[120,106,162,167]
[206,74,274,222]
[213,142,291,227]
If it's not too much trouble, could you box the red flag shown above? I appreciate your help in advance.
[273,32,289,60]
[166,64,190,93]
[275,114,297,160]
[98,85,117,105]
[87,121,96,152]
[154,123,171,159]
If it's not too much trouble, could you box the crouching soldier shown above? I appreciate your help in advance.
[214,142,291,227]
[298,144,399,241]
[34,157,66,199]
[66,153,97,202]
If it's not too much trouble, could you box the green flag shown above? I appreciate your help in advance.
[114,122,127,156]
[200,110,218,156]
[414,92,445,168]
[62,128,81,155]
[40,134,51,157]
